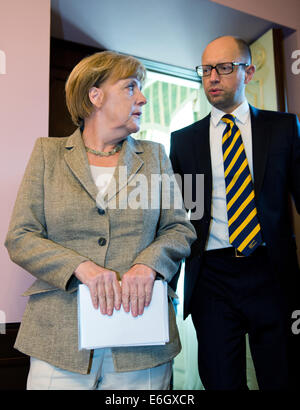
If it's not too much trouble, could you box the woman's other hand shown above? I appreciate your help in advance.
[121,264,156,317]
[74,261,121,316]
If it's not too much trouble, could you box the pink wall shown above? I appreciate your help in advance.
[0,0,50,323]
[211,0,300,117]
[211,0,299,29]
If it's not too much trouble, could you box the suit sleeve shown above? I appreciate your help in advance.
[290,114,300,213]
[169,132,179,174]
[4,138,89,291]
[131,143,196,282]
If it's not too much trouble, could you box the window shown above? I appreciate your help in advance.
[134,59,207,389]
[134,64,209,154]
[135,70,204,155]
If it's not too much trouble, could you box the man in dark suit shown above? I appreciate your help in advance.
[170,35,300,390]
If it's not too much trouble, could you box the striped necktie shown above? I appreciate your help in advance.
[221,114,263,256]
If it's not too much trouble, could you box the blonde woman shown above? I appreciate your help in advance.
[5,51,196,390]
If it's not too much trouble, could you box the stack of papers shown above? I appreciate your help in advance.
[78,280,169,350]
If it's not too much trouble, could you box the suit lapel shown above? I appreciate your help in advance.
[192,115,212,216]
[190,106,270,215]
[250,105,271,200]
[64,129,98,201]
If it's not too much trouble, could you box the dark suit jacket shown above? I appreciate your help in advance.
[170,105,300,319]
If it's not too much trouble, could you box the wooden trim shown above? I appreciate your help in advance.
[49,37,105,137]
[0,323,30,390]
[50,37,103,70]
[272,28,287,112]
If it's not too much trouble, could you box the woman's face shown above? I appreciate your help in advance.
[98,76,147,137]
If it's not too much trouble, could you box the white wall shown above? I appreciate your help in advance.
[51,0,299,116]
[0,0,51,323]
[51,0,272,71]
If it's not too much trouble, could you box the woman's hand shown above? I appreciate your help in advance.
[121,264,156,317]
[74,261,121,316]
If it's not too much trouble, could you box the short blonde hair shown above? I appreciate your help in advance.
[65,51,147,127]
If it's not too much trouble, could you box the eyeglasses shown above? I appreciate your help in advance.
[196,62,249,77]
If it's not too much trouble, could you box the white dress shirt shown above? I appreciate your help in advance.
[206,100,254,250]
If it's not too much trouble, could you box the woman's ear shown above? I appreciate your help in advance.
[88,86,104,108]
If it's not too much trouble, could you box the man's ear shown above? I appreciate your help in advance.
[89,86,104,108]
[244,64,256,85]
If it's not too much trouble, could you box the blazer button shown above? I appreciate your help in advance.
[98,237,107,246]
[97,207,105,215]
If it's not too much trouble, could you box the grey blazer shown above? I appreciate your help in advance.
[5,129,196,374]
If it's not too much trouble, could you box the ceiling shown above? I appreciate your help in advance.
[51,0,290,71]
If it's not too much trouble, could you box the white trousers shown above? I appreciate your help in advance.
[27,348,172,390]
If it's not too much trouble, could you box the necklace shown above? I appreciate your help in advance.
[85,144,122,157]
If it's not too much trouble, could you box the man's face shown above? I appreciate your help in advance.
[201,37,255,113]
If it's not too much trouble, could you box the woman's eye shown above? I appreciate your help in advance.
[126,81,138,94]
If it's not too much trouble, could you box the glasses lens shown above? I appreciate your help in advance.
[197,66,211,77]
[216,63,233,75]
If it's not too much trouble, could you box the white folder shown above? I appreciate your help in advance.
[78,280,169,350]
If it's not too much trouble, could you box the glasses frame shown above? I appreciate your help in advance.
[195,62,250,78]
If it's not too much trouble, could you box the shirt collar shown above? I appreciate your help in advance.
[211,100,250,127]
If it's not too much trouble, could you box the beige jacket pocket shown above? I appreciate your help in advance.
[23,276,79,296]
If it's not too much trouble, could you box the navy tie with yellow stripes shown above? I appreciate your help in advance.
[221,114,263,256]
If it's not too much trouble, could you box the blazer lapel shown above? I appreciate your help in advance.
[192,114,212,216]
[64,129,99,202]
[64,130,144,207]
[105,135,144,204]
[250,105,271,200]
